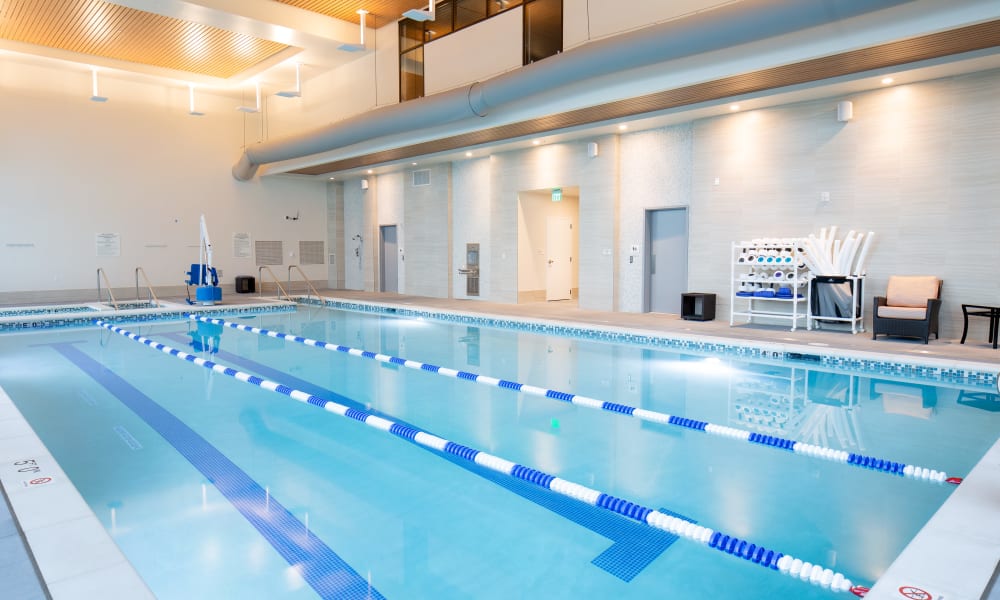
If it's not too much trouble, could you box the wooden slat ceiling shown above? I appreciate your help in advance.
[0,0,290,78]
[287,19,1000,176]
[274,0,432,24]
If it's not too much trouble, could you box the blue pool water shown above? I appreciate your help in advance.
[1,306,998,599]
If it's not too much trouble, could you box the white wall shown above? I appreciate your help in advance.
[0,61,327,300]
[424,8,523,94]
[452,157,493,299]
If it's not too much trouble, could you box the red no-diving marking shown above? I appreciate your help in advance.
[898,585,932,600]
[28,477,51,485]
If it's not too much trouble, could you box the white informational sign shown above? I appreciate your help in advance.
[96,233,121,257]
[233,232,251,259]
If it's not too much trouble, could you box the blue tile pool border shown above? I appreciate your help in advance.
[0,302,295,333]
[297,296,1000,390]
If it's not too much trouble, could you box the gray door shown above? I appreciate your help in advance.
[646,208,688,313]
[380,225,398,293]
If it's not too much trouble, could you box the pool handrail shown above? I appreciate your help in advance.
[287,264,323,302]
[134,266,160,307]
[96,268,119,310]
[258,265,292,301]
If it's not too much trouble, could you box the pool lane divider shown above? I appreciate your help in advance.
[98,319,860,594]
[186,314,960,486]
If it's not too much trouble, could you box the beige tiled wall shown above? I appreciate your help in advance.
[337,68,999,339]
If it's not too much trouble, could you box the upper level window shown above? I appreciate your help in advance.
[399,0,559,102]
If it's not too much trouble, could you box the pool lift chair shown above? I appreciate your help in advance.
[185,214,222,306]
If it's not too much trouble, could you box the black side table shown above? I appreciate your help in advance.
[682,293,716,321]
[960,304,1000,349]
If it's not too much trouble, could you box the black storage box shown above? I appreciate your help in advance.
[681,293,716,321]
[235,276,256,294]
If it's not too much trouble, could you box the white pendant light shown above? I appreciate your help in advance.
[90,68,108,102]
[276,63,302,98]
[188,83,204,116]
[403,1,435,22]
[339,10,369,52]
[236,81,261,113]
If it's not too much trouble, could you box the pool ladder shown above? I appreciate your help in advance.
[135,267,160,307]
[287,265,324,303]
[258,266,292,301]
[96,268,120,310]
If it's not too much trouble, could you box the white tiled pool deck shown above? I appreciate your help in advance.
[1,290,998,599]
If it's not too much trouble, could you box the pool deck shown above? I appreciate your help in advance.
[1,289,998,599]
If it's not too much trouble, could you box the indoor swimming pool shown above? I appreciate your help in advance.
[1,304,998,599]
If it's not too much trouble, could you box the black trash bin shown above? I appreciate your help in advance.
[235,276,256,294]
[810,276,861,321]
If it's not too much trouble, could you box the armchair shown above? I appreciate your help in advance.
[872,276,942,343]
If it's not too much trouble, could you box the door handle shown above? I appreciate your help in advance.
[548,259,554,265]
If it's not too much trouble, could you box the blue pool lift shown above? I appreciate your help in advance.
[185,214,222,305]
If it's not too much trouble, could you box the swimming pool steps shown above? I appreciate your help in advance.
[187,314,955,485]
[97,319,859,595]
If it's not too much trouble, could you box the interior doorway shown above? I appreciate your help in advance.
[380,225,398,293]
[516,187,579,303]
[645,207,688,313]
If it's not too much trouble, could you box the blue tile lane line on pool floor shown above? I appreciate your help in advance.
[49,342,384,600]
[163,332,690,582]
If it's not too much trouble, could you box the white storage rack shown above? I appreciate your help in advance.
[730,240,812,331]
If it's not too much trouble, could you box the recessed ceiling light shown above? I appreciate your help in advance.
[881,77,894,85]
[729,104,740,111]
[411,162,418,166]
[465,151,473,157]
[328,177,335,180]
[367,169,373,174]
[618,124,628,131]
[532,139,541,145]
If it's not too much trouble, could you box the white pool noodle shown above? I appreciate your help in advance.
[853,232,875,276]
[836,233,857,276]
[845,233,863,275]
[833,240,842,274]
[805,236,834,274]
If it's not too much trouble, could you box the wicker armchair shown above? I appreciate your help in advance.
[872,276,942,344]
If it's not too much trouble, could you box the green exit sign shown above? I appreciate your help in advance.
[551,188,562,202]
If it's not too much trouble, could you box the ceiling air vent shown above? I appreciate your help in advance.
[412,169,431,187]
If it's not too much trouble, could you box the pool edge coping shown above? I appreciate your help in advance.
[0,385,156,600]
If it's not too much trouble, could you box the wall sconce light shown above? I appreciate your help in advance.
[188,84,204,116]
[339,10,369,52]
[90,68,108,102]
[236,81,261,113]
[587,142,599,158]
[837,100,853,122]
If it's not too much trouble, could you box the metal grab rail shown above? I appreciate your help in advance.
[287,265,323,302]
[134,267,160,307]
[258,266,292,300]
[96,268,119,310]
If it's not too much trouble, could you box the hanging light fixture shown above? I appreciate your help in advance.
[236,81,261,113]
[90,68,108,102]
[188,83,205,116]
[276,63,302,98]
[338,10,369,52]
[403,0,435,22]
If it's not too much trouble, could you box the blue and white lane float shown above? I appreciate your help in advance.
[97,319,862,595]
[186,314,960,486]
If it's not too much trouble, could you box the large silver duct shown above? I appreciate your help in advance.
[232,0,911,180]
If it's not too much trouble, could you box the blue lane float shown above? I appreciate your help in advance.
[186,314,956,485]
[97,319,859,594]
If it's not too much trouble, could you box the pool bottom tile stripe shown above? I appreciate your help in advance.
[52,340,382,600]
[100,319,858,595]
[187,314,954,485]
